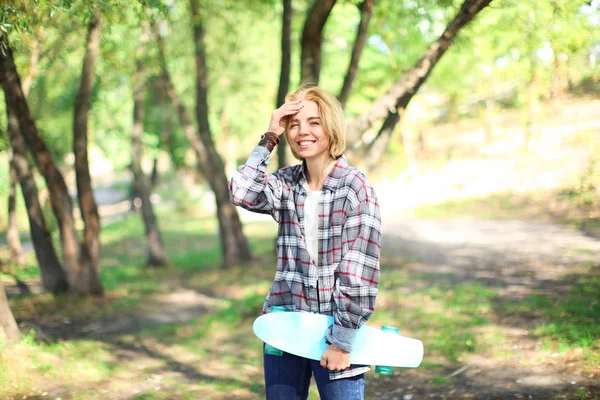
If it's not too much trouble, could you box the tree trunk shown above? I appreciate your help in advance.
[73,10,103,295]
[483,97,495,144]
[346,0,493,164]
[6,99,69,293]
[6,36,40,266]
[362,111,400,172]
[150,158,159,188]
[189,0,252,268]
[154,11,251,268]
[0,280,21,345]
[156,76,178,169]
[132,23,169,268]
[338,0,373,109]
[276,0,293,169]
[5,95,62,285]
[300,0,337,85]
[7,153,25,265]
[0,35,83,293]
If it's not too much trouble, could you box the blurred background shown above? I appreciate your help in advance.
[0,0,598,399]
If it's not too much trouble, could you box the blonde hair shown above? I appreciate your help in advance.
[285,85,346,160]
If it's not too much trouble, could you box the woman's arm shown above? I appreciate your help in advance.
[229,146,284,220]
[229,100,304,220]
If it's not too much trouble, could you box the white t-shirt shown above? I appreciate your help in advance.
[303,183,321,265]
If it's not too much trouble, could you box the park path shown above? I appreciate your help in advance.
[369,216,600,399]
[382,217,600,297]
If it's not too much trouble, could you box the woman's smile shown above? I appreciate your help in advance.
[297,139,317,147]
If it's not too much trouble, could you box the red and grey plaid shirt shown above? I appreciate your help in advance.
[230,146,382,379]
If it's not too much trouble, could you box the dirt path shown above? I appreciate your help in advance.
[367,217,600,400]
[383,217,600,298]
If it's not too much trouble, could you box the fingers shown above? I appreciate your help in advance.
[276,100,304,118]
[320,355,349,371]
[320,355,328,369]
[268,100,304,135]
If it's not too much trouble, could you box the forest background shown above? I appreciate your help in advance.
[0,0,599,399]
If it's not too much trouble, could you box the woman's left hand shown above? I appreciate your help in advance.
[320,344,351,371]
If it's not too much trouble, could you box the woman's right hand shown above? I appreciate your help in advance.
[267,100,304,136]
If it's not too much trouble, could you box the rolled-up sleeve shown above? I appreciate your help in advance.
[326,196,381,352]
[229,146,283,221]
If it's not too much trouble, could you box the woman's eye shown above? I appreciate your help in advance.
[310,121,320,126]
[290,123,299,128]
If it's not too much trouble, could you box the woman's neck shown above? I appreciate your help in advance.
[305,155,336,191]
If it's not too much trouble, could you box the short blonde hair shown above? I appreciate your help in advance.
[285,85,346,160]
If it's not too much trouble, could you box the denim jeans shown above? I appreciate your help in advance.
[264,349,365,400]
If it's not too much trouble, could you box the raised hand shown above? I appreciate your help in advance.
[268,100,304,136]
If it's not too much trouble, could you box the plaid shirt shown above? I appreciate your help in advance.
[230,146,382,380]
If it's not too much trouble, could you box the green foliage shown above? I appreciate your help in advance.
[0,126,8,152]
[564,158,600,207]
[412,192,531,219]
[423,0,600,121]
[342,0,438,115]
[4,0,597,174]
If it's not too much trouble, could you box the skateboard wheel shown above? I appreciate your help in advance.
[264,306,288,356]
[375,326,400,375]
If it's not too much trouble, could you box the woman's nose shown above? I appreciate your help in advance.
[298,122,309,134]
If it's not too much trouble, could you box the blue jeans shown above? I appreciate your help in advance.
[264,350,365,400]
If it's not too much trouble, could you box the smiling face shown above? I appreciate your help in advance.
[286,100,333,163]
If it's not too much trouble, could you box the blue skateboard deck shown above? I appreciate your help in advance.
[253,312,423,368]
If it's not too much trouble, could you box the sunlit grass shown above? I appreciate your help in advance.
[372,276,498,363]
[500,275,600,352]
[2,206,598,398]
[412,189,600,238]
[0,332,119,397]
[412,192,541,220]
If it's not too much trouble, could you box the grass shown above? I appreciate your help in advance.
[500,274,600,351]
[1,203,598,398]
[412,192,530,220]
[412,189,600,238]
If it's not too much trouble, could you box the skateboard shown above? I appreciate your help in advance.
[253,311,424,368]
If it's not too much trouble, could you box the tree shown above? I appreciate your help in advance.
[0,279,21,345]
[188,0,252,268]
[300,0,337,84]
[0,34,101,295]
[338,0,373,109]
[276,0,293,169]
[6,37,40,266]
[345,0,494,168]
[131,22,169,268]
[153,3,252,268]
[5,95,69,294]
[6,151,25,265]
[73,9,103,294]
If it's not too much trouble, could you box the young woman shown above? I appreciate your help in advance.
[229,85,382,400]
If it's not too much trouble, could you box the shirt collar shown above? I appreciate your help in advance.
[294,155,349,192]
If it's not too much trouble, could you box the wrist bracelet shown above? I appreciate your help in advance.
[258,132,280,153]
